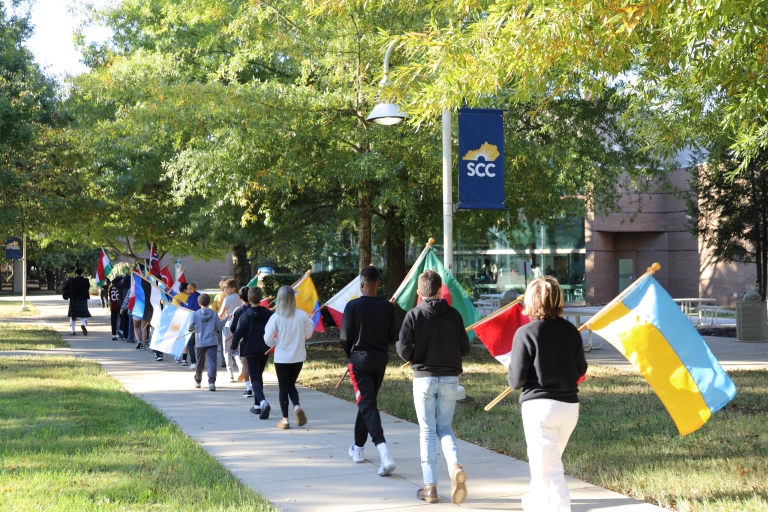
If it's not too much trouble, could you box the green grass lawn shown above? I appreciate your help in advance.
[0,323,68,350]
[295,344,768,512]
[0,355,277,511]
[0,301,39,319]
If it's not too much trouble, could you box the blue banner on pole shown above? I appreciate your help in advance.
[5,237,22,260]
[458,108,505,210]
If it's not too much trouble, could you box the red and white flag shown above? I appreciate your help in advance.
[325,275,361,328]
[471,302,529,367]
[170,270,186,296]
[159,265,174,288]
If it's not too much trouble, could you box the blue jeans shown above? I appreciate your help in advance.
[413,376,461,485]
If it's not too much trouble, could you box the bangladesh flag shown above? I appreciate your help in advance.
[96,248,113,286]
[393,248,481,335]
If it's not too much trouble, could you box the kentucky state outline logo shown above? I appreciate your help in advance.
[461,142,500,177]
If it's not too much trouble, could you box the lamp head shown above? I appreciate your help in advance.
[366,102,406,125]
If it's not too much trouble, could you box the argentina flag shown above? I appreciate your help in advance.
[149,304,193,358]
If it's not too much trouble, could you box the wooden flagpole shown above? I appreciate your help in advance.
[483,263,662,412]
[268,269,312,307]
[133,271,173,300]
[389,237,435,302]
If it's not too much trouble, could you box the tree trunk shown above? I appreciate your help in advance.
[231,243,251,288]
[358,185,373,271]
[45,269,55,291]
[385,208,406,298]
[385,207,407,328]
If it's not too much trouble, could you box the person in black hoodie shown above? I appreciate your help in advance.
[64,268,92,336]
[340,265,397,476]
[397,270,470,505]
[507,276,587,512]
[231,286,274,419]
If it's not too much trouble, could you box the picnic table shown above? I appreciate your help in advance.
[673,298,717,324]
[562,307,604,352]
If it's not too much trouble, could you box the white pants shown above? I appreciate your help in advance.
[221,326,242,378]
[521,399,579,512]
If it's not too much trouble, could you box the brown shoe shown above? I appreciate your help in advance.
[276,420,290,430]
[450,463,467,504]
[294,407,307,426]
[416,485,438,504]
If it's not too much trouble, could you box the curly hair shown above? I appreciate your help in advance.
[522,276,564,321]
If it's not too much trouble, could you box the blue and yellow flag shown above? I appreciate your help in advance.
[589,276,736,435]
[294,274,324,333]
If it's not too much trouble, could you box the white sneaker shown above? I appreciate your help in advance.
[376,442,395,476]
[175,357,181,364]
[349,444,365,463]
[378,454,396,476]
[190,363,197,370]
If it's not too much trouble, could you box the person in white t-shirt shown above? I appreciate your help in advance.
[264,285,314,429]
[219,278,245,381]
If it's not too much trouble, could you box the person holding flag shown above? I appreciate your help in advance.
[507,276,587,512]
[396,270,470,504]
[340,266,398,476]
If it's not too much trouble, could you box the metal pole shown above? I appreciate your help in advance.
[20,232,28,311]
[442,110,454,276]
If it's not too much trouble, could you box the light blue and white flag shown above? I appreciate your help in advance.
[150,304,193,358]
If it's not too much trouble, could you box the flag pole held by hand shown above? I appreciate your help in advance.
[483,263,663,412]
[335,368,349,389]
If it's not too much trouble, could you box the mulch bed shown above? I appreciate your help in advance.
[696,324,737,338]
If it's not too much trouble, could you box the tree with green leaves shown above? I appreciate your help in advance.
[688,146,768,299]
[313,0,768,173]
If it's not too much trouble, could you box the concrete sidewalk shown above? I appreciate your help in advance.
[3,297,671,511]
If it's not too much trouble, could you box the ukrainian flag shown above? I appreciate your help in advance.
[589,275,736,435]
[294,274,324,333]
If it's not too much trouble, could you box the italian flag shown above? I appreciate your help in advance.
[393,247,481,335]
[96,248,112,286]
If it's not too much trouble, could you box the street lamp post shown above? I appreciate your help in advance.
[367,44,455,276]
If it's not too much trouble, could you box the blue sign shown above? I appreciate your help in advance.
[458,108,505,210]
[5,237,22,260]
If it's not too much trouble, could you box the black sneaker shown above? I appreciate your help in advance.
[250,406,262,415]
[81,325,88,336]
[155,355,163,361]
[259,403,271,420]
[135,341,142,349]
[221,362,226,368]
[243,390,253,398]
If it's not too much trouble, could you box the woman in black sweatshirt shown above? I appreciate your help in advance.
[507,276,587,512]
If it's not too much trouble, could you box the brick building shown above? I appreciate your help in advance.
[585,167,756,306]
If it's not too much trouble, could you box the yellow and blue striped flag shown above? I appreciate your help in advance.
[294,274,324,333]
[590,276,736,435]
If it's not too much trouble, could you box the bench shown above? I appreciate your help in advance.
[698,305,728,325]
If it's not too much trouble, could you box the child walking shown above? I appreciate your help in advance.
[189,293,226,391]
[231,286,274,418]
[397,270,471,504]
[263,285,313,429]
[507,276,587,512]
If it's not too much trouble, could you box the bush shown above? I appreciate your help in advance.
[109,262,134,280]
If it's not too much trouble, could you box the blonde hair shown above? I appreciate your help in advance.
[523,276,563,321]
[275,285,296,318]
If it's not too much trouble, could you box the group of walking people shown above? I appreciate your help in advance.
[67,263,586,511]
